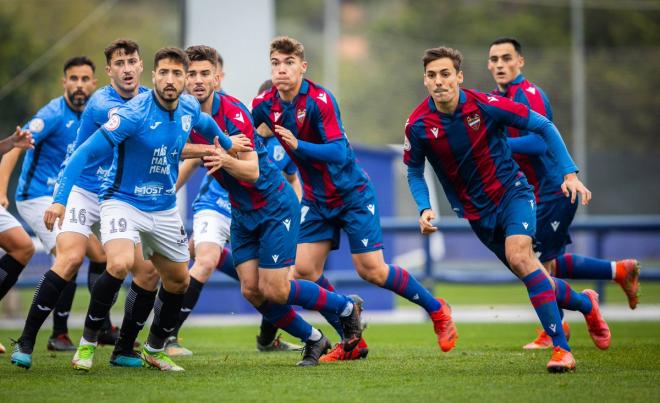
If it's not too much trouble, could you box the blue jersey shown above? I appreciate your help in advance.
[189,92,284,212]
[252,79,369,208]
[192,175,231,218]
[493,75,564,203]
[405,89,548,220]
[259,135,297,175]
[16,96,80,200]
[73,85,149,194]
[98,91,202,212]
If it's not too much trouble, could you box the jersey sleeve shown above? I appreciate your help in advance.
[250,99,271,130]
[313,92,344,143]
[225,103,256,147]
[98,105,141,145]
[478,94,530,130]
[403,120,426,167]
[23,106,60,144]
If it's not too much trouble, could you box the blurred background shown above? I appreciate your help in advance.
[0,0,659,319]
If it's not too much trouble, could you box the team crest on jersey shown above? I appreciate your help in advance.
[466,113,481,131]
[297,108,306,123]
[28,118,45,133]
[104,114,121,131]
[273,145,285,161]
[108,107,119,119]
[181,115,192,131]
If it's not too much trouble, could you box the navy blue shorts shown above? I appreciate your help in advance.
[298,183,383,254]
[534,196,577,263]
[230,184,300,269]
[469,187,537,267]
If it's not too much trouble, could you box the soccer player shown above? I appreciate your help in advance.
[187,44,364,367]
[165,50,301,357]
[251,37,455,361]
[9,40,158,370]
[404,46,611,372]
[0,56,99,352]
[0,128,35,354]
[487,37,641,349]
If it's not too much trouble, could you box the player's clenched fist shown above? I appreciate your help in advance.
[274,125,298,150]
[419,208,438,235]
[44,203,65,231]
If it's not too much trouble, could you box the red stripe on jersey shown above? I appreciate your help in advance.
[519,80,547,117]
[462,96,506,207]
[307,84,343,141]
[419,101,480,219]
[469,90,529,119]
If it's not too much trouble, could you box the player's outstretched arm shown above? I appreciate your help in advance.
[0,126,34,155]
[46,129,113,230]
[193,112,252,154]
[507,134,547,156]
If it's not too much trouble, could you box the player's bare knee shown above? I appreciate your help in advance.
[106,259,133,279]
[241,282,263,305]
[12,241,35,265]
[259,282,287,304]
[58,250,85,272]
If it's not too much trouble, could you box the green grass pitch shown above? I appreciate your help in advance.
[1,321,658,402]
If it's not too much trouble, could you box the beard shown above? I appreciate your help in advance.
[67,89,89,108]
[156,85,183,102]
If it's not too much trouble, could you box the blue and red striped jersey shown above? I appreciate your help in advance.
[189,92,284,211]
[404,89,533,220]
[493,75,564,203]
[251,79,369,208]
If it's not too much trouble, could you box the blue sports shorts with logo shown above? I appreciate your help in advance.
[298,182,383,254]
[469,185,537,268]
[534,195,578,263]
[230,184,300,269]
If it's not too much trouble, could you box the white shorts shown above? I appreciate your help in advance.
[16,196,59,253]
[0,205,22,233]
[59,186,102,238]
[100,199,189,263]
[193,210,231,249]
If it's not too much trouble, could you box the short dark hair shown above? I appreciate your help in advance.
[270,36,305,60]
[216,53,224,69]
[154,47,190,72]
[490,37,523,55]
[185,45,219,67]
[422,47,463,72]
[63,56,95,74]
[104,39,140,64]
[257,79,272,95]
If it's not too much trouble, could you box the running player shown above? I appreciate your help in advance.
[487,37,641,349]
[404,46,609,372]
[187,44,365,367]
[251,37,455,361]
[165,49,301,357]
[0,56,99,352]
[9,40,158,370]
[0,128,34,354]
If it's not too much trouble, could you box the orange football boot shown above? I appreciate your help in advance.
[319,338,369,362]
[523,321,571,350]
[582,289,611,350]
[546,346,576,373]
[429,298,457,352]
[614,259,641,309]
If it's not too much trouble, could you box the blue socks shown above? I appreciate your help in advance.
[554,254,613,280]
[287,279,350,316]
[383,265,441,313]
[522,269,570,351]
[553,278,593,315]
[314,275,344,339]
[256,302,312,342]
